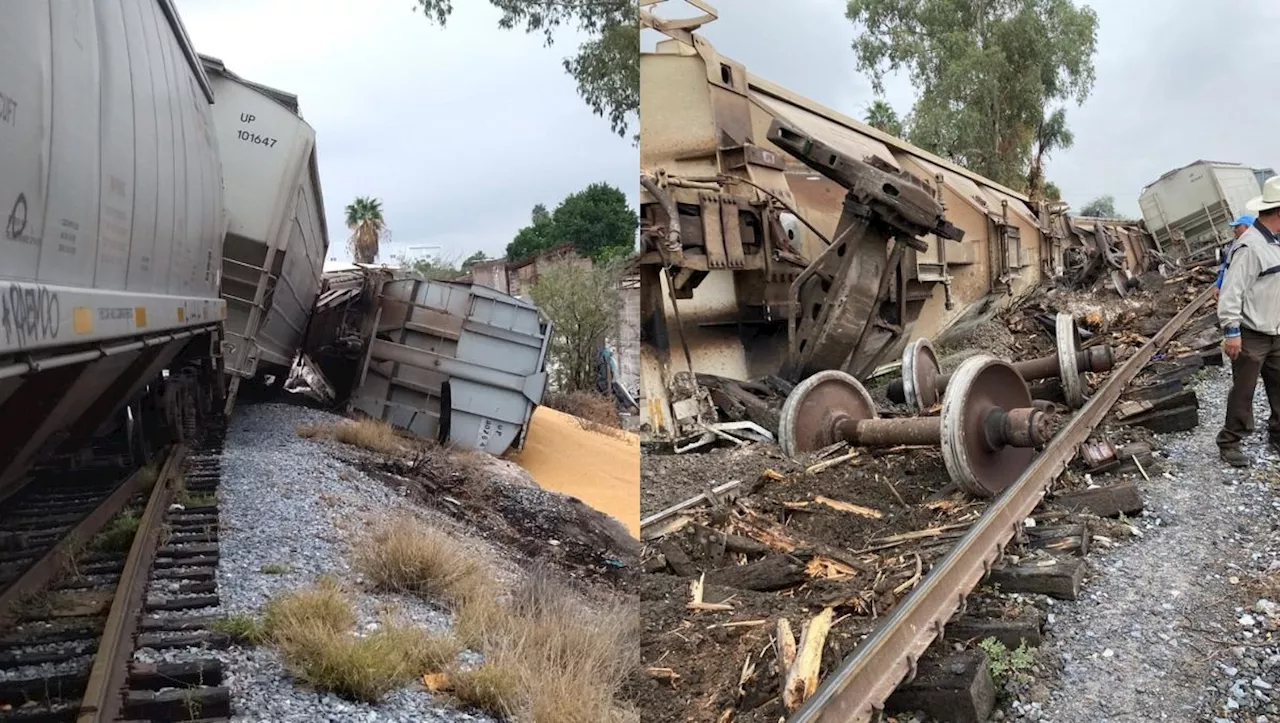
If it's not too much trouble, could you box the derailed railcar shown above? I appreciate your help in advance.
[636,3,1162,444]
[199,57,331,410]
[0,0,226,494]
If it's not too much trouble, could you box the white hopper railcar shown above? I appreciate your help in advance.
[200,57,330,410]
[0,0,228,496]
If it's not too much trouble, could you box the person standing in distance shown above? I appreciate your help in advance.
[1214,213,1256,300]
[1216,178,1280,467]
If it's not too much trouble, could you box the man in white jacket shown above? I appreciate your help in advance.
[1216,177,1280,467]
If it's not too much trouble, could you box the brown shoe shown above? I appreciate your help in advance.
[1221,447,1251,468]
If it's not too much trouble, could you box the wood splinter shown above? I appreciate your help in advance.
[782,607,835,712]
[688,573,735,612]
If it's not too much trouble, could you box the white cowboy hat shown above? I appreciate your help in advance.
[1247,175,1280,213]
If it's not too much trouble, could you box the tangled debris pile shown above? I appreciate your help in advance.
[635,275,1221,722]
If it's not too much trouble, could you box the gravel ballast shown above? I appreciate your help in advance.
[145,403,497,723]
[994,366,1280,722]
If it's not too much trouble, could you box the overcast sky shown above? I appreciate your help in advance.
[177,0,637,263]
[644,0,1279,218]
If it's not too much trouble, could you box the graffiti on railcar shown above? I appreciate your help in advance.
[0,285,61,347]
[5,194,27,241]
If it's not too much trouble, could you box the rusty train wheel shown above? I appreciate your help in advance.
[901,337,941,414]
[779,370,877,458]
[940,356,1038,497]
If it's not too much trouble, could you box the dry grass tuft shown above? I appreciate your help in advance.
[296,417,406,456]
[261,577,460,702]
[355,518,493,606]
[451,662,522,718]
[541,391,621,429]
[452,566,639,722]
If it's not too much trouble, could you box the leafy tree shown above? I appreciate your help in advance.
[529,260,624,393]
[845,0,1099,191]
[506,183,637,262]
[1027,107,1073,200]
[547,182,637,262]
[345,197,387,264]
[864,98,904,137]
[1043,181,1063,202]
[461,251,488,271]
[412,0,638,140]
[1078,195,1117,218]
[507,206,560,260]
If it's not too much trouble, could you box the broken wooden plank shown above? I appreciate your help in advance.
[1122,377,1184,403]
[948,607,1045,649]
[704,554,809,592]
[783,607,835,713]
[987,556,1086,600]
[783,496,883,519]
[885,650,996,723]
[1053,481,1143,518]
[1114,389,1198,420]
[660,539,697,577]
[1122,404,1198,433]
[1026,523,1091,556]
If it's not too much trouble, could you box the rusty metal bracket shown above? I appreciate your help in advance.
[787,285,1215,723]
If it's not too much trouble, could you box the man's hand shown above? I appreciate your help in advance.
[1225,336,1242,360]
[1213,286,1221,300]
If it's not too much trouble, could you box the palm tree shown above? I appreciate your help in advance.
[345,197,386,264]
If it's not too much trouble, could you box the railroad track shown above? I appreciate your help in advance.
[786,286,1217,722]
[0,418,230,722]
[640,286,1217,723]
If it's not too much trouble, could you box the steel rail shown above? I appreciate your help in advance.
[77,444,186,723]
[789,285,1215,723]
[0,455,178,628]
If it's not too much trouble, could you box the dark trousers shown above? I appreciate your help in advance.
[1217,328,1280,449]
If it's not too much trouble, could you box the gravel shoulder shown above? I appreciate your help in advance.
[998,367,1280,723]
[180,403,499,723]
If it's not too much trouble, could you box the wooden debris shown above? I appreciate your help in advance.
[1026,523,1091,556]
[948,607,1045,649]
[1122,404,1198,433]
[782,607,835,713]
[864,521,973,550]
[660,539,697,577]
[1115,389,1198,421]
[806,556,861,580]
[987,556,1086,600]
[705,554,809,592]
[723,531,771,556]
[1053,481,1144,518]
[805,450,860,475]
[1123,377,1184,403]
[646,667,680,683]
[762,469,787,483]
[642,555,668,574]
[776,618,797,672]
[884,650,996,723]
[782,496,883,519]
[688,574,735,612]
[710,619,769,629]
[736,511,874,573]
